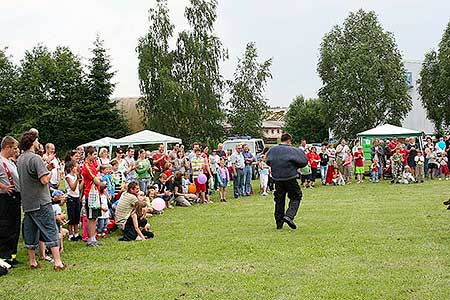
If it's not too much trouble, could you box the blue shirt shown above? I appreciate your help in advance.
[242,151,255,166]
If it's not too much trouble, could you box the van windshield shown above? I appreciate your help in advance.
[223,141,255,154]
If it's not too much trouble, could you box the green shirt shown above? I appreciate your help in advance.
[135,159,151,180]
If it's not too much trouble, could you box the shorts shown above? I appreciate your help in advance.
[355,166,365,174]
[219,179,228,188]
[194,178,206,193]
[66,196,81,225]
[85,200,101,219]
[23,204,59,249]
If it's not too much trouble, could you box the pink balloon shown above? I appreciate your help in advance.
[197,174,207,184]
[151,198,165,211]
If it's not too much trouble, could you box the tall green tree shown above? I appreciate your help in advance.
[15,45,86,149]
[418,22,450,133]
[227,42,272,138]
[79,35,130,142]
[0,49,19,137]
[174,0,227,145]
[317,9,411,139]
[283,96,329,144]
[137,0,178,136]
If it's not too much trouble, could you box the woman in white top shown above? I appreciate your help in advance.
[98,148,110,166]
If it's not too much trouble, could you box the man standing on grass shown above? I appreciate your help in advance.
[266,133,307,230]
[17,130,66,269]
[0,136,21,267]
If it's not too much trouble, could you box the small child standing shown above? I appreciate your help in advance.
[354,146,365,183]
[217,158,230,202]
[64,161,81,241]
[391,146,403,184]
[259,154,270,196]
[414,150,425,183]
[370,157,380,183]
[96,186,110,238]
[300,163,312,188]
[101,164,115,202]
[343,149,353,184]
[438,152,449,180]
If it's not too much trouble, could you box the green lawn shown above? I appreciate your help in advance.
[1,180,450,300]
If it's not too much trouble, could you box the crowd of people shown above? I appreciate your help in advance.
[1,128,450,275]
[292,136,450,188]
[0,130,263,274]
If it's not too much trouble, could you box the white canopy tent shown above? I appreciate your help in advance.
[356,124,423,149]
[109,130,182,153]
[356,124,422,138]
[79,137,119,148]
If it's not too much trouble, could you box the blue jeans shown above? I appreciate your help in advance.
[97,218,108,233]
[320,165,328,184]
[243,165,253,196]
[233,168,245,198]
[138,178,150,193]
[371,171,379,182]
[22,204,59,250]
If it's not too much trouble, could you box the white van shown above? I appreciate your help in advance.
[222,137,265,158]
[222,137,265,179]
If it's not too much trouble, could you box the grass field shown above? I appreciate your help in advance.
[1,179,450,300]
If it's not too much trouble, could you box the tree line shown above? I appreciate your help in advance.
[2,3,450,148]
[0,36,130,152]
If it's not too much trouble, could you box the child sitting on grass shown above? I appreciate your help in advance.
[401,165,416,184]
[119,201,154,241]
[154,173,174,209]
[173,171,196,206]
[332,168,345,185]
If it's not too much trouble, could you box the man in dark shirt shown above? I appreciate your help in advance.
[266,133,308,230]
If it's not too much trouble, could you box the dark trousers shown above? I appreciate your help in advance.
[0,192,21,259]
[274,179,302,226]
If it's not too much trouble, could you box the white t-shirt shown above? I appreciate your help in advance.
[99,194,110,219]
[50,157,60,185]
[65,173,80,198]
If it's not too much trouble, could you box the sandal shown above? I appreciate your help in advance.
[53,263,67,271]
[40,255,54,263]
[30,263,41,269]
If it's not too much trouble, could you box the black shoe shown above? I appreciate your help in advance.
[443,199,450,206]
[447,205,450,210]
[276,222,283,230]
[283,216,297,230]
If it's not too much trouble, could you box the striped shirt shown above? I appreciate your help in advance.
[191,156,204,178]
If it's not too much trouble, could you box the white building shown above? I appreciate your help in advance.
[402,60,435,134]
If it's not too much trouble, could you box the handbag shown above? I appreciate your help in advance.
[87,182,101,209]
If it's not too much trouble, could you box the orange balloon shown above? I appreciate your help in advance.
[188,183,197,194]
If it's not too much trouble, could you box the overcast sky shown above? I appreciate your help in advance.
[1,0,449,107]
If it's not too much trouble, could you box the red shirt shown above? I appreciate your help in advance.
[354,151,364,167]
[400,149,408,164]
[307,152,320,169]
[81,161,99,198]
[163,169,173,182]
[153,152,169,171]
